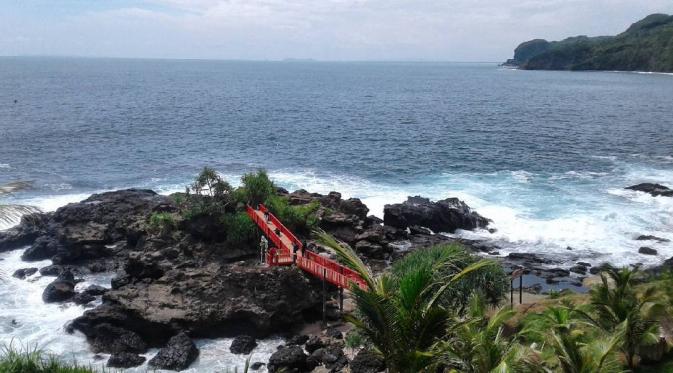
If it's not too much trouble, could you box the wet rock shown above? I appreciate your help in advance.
[409,225,434,235]
[636,235,670,243]
[383,196,489,233]
[87,323,148,354]
[72,292,96,305]
[22,236,59,261]
[639,246,658,256]
[626,183,673,197]
[577,262,591,267]
[507,253,553,265]
[39,264,66,277]
[286,334,309,346]
[83,284,108,296]
[268,345,310,373]
[350,349,385,373]
[569,265,587,275]
[230,335,257,354]
[354,240,388,259]
[148,332,199,371]
[107,352,146,368]
[12,267,37,279]
[0,212,49,253]
[250,362,266,370]
[42,271,76,303]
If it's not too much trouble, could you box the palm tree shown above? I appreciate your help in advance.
[433,295,540,373]
[524,304,625,373]
[590,267,663,370]
[315,230,501,373]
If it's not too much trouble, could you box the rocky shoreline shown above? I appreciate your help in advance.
[0,182,671,371]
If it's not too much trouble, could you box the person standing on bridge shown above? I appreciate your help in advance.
[264,209,270,223]
[260,236,268,264]
[300,240,306,258]
[292,243,299,264]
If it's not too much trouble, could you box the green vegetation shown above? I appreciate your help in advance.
[508,14,673,72]
[148,212,177,235]
[0,344,99,373]
[168,167,320,248]
[318,230,673,373]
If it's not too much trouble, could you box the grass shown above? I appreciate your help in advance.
[0,344,101,373]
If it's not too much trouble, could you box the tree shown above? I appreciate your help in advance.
[316,230,503,373]
[434,295,539,373]
[589,267,663,370]
[240,170,275,207]
[190,167,232,201]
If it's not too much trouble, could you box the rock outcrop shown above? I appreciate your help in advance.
[148,332,199,371]
[626,183,673,197]
[384,196,489,233]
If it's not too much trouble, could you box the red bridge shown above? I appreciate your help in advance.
[246,204,368,291]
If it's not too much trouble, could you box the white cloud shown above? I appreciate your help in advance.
[1,0,672,60]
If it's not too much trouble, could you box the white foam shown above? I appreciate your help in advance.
[0,163,10,169]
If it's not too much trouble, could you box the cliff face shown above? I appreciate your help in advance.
[506,14,673,72]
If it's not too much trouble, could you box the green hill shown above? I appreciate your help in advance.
[504,14,673,72]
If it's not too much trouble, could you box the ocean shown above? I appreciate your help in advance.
[1,57,672,370]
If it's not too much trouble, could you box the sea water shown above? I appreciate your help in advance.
[1,58,672,370]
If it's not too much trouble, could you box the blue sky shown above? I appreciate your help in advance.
[2,0,672,61]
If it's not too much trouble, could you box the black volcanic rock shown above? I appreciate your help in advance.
[12,267,38,279]
[148,332,199,371]
[230,335,258,354]
[626,183,673,197]
[107,352,146,368]
[384,196,489,233]
[268,345,310,373]
[42,271,77,303]
[639,246,658,256]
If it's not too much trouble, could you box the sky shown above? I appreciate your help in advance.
[1,0,672,61]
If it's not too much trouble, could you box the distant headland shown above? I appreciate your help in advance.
[504,13,673,72]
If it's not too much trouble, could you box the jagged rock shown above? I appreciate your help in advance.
[324,327,343,340]
[350,349,385,373]
[626,183,673,197]
[230,335,257,354]
[636,235,670,243]
[569,265,587,275]
[12,267,37,279]
[506,253,553,265]
[354,240,389,259]
[39,264,67,277]
[107,352,146,368]
[83,284,108,296]
[268,345,310,373]
[305,336,326,354]
[250,362,266,370]
[87,323,147,354]
[72,292,96,305]
[42,271,76,303]
[286,334,309,346]
[354,225,385,243]
[0,213,50,253]
[148,332,199,371]
[639,246,658,255]
[384,196,489,233]
[22,236,59,261]
[307,345,348,372]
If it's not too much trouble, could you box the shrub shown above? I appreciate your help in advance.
[149,212,176,235]
[239,170,275,206]
[391,244,509,309]
[265,196,319,234]
[222,212,258,247]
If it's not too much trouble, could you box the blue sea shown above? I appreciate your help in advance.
[1,57,672,370]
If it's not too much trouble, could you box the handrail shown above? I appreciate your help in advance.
[246,204,368,291]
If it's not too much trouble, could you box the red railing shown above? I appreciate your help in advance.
[246,204,368,291]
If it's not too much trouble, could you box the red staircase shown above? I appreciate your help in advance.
[246,204,368,291]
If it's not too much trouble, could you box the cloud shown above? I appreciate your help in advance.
[1,0,672,60]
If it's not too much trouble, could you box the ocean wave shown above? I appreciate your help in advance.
[0,163,9,169]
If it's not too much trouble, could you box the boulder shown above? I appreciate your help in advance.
[87,323,148,354]
[107,352,146,368]
[306,345,348,372]
[42,271,76,303]
[305,336,326,353]
[22,236,59,261]
[230,335,257,354]
[383,196,489,233]
[569,265,587,275]
[250,362,266,371]
[268,345,310,373]
[0,212,49,253]
[12,267,37,279]
[636,235,670,243]
[72,292,96,305]
[639,247,658,256]
[354,241,389,259]
[83,284,108,296]
[350,349,385,373]
[626,183,673,197]
[148,332,199,371]
[286,334,309,346]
